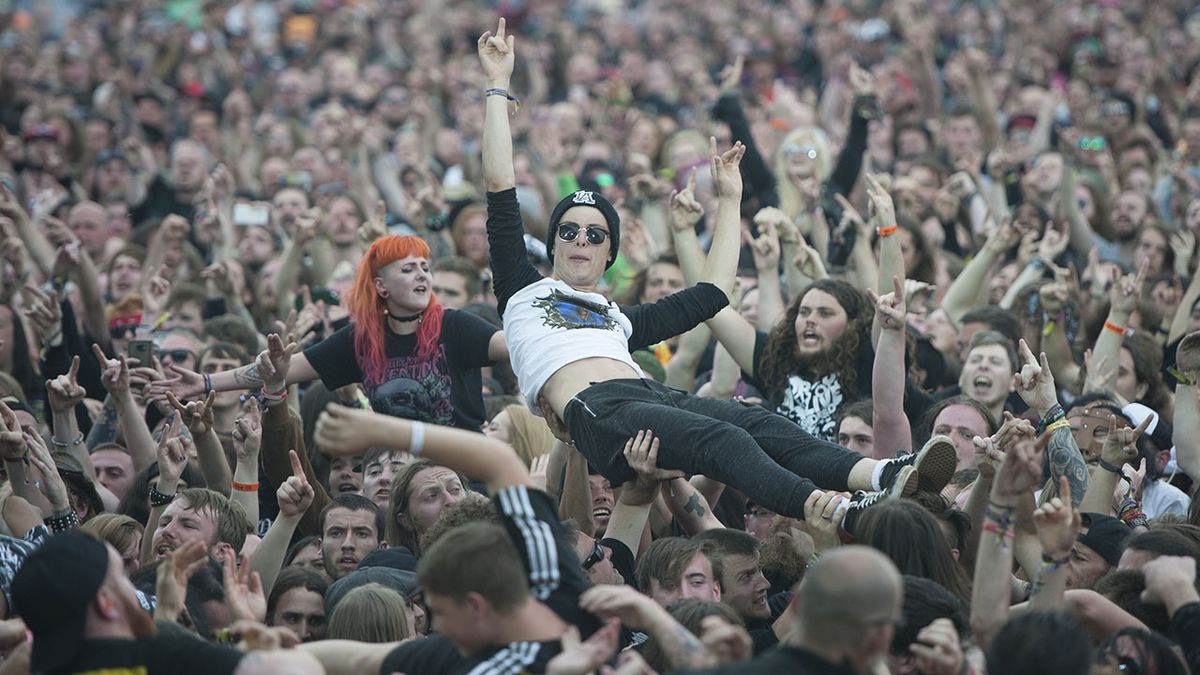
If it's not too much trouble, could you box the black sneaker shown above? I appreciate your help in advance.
[840,486,903,536]
[877,435,958,496]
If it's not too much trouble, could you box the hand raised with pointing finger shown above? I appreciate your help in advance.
[277,450,315,520]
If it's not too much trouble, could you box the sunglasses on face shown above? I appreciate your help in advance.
[161,349,195,363]
[581,540,605,570]
[556,222,609,246]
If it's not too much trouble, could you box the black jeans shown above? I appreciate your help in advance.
[562,378,864,519]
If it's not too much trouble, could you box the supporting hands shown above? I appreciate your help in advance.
[803,490,846,553]
[623,430,684,486]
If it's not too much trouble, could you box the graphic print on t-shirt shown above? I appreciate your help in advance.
[532,290,618,331]
[776,372,843,441]
[363,345,454,425]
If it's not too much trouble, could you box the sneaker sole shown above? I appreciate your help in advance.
[890,465,919,498]
[914,435,958,494]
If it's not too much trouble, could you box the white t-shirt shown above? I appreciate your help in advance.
[1142,479,1190,519]
[503,278,643,410]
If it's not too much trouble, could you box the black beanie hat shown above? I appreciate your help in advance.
[546,190,620,269]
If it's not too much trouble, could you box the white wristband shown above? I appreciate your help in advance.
[408,422,426,456]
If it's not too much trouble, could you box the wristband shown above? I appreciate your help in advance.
[151,312,172,330]
[1098,458,1125,475]
[877,224,898,237]
[484,88,521,112]
[232,481,259,493]
[1042,319,1056,337]
[149,485,176,508]
[203,373,213,395]
[50,432,85,448]
[409,421,426,455]
[1104,320,1126,336]
[1045,419,1072,433]
[44,508,79,534]
[1037,404,1065,435]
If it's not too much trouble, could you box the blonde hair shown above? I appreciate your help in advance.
[502,404,555,468]
[773,127,833,221]
[326,583,411,642]
[80,513,144,554]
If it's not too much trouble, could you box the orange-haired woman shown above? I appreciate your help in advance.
[152,235,508,430]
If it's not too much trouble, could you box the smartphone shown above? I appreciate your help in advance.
[128,340,155,366]
[232,202,271,227]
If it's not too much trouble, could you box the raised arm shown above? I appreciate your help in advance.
[253,450,315,596]
[148,351,318,402]
[93,345,157,473]
[941,218,1019,324]
[480,18,516,192]
[167,392,232,497]
[867,277,912,458]
[1091,263,1147,392]
[698,138,745,298]
[1012,339,1087,509]
[971,436,1045,648]
[315,405,529,493]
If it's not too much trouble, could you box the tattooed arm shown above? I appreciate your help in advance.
[85,395,120,450]
[1044,422,1088,510]
[150,352,319,401]
[662,477,723,534]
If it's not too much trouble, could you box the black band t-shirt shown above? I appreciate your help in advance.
[54,634,244,675]
[304,309,498,431]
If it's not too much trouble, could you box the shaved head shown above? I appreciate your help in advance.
[794,546,903,649]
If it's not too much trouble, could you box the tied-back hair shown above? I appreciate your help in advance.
[345,235,445,375]
[758,279,873,403]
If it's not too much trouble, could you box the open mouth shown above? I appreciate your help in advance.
[337,556,357,567]
[155,542,176,558]
[593,507,612,521]
[337,483,358,494]
[972,376,993,390]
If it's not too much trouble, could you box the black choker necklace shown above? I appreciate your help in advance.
[387,310,423,322]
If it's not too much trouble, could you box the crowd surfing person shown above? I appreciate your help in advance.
[0,1,1197,674]
[480,19,956,530]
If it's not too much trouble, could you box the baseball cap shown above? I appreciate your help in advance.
[12,533,110,672]
[1077,513,1130,567]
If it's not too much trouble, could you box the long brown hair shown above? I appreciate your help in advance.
[757,279,873,403]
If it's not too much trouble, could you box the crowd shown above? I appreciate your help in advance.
[0,0,1197,673]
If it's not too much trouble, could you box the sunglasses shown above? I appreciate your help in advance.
[161,349,196,363]
[556,222,609,246]
[581,540,605,570]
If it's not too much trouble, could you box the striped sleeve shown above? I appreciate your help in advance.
[495,486,563,600]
